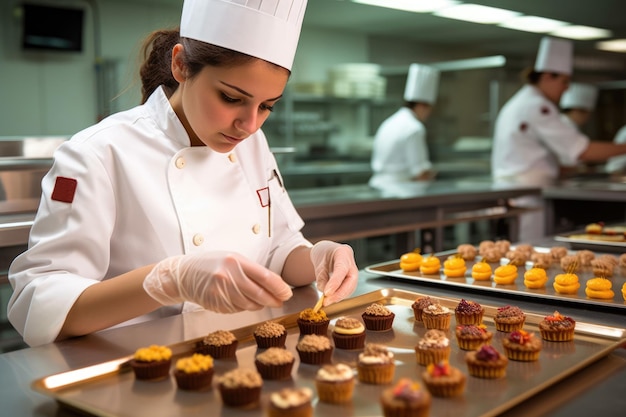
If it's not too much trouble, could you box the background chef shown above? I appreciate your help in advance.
[491,36,626,241]
[368,63,440,189]
[560,82,598,130]
[7,0,358,347]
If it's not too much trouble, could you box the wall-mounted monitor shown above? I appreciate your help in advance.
[21,3,85,52]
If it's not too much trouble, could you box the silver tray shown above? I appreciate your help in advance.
[32,289,626,417]
[366,248,626,310]
[555,230,626,253]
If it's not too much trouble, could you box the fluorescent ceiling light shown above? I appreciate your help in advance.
[499,16,568,33]
[550,25,612,40]
[351,0,460,14]
[596,39,626,53]
[433,4,521,24]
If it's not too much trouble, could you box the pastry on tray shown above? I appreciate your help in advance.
[380,378,431,417]
[421,303,452,330]
[414,329,451,366]
[362,303,395,331]
[297,308,330,336]
[538,311,576,342]
[332,316,366,350]
[196,330,238,359]
[553,273,580,295]
[454,299,484,325]
[357,343,395,385]
[254,347,295,380]
[456,244,477,261]
[400,250,423,272]
[217,368,263,408]
[420,255,441,275]
[443,256,467,278]
[502,330,542,362]
[173,353,214,391]
[493,305,525,332]
[465,345,508,379]
[471,259,492,281]
[267,387,313,417]
[315,363,355,404]
[129,344,172,381]
[523,267,548,289]
[421,360,466,398]
[253,321,287,349]
[411,296,436,321]
[585,277,615,299]
[493,264,518,285]
[296,334,333,365]
[455,324,493,351]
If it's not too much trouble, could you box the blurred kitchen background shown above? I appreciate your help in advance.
[1,0,626,351]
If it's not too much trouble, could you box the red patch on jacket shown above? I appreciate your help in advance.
[541,106,550,115]
[519,122,528,132]
[51,176,77,203]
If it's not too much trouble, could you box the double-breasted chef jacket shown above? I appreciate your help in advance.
[8,87,311,347]
[491,85,589,186]
[369,107,432,189]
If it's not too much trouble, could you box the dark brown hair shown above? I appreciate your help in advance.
[139,28,278,104]
[522,68,561,85]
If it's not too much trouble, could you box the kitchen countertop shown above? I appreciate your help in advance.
[0,238,624,416]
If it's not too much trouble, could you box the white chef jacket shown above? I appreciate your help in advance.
[492,85,589,186]
[369,107,432,189]
[8,87,311,347]
[606,124,626,173]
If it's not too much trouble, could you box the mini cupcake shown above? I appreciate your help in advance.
[297,308,330,336]
[414,329,451,366]
[362,303,395,331]
[173,353,214,391]
[129,344,172,381]
[296,334,333,365]
[315,363,355,404]
[493,305,525,332]
[454,299,484,325]
[357,343,395,384]
[332,316,366,350]
[538,311,576,342]
[421,303,452,330]
[217,368,263,408]
[502,330,542,361]
[254,347,295,380]
[465,345,508,379]
[421,360,466,398]
[455,324,493,351]
[411,296,436,321]
[254,321,287,349]
[380,378,431,417]
[196,330,238,359]
[267,387,313,417]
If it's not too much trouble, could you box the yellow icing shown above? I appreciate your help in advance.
[175,353,214,374]
[133,345,172,362]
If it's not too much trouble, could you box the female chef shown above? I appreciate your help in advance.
[491,36,626,241]
[559,82,598,130]
[7,0,358,347]
[369,63,440,189]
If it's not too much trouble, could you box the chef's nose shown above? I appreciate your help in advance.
[234,107,259,135]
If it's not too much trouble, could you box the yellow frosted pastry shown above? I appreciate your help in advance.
[420,256,441,275]
[553,273,580,294]
[471,260,492,281]
[400,251,423,272]
[585,277,614,299]
[622,283,626,301]
[493,264,518,285]
[523,267,548,289]
[443,257,467,278]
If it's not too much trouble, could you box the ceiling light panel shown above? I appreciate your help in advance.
[596,39,626,53]
[498,16,568,33]
[550,25,612,40]
[433,4,521,24]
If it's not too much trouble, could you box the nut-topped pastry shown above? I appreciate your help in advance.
[455,324,493,351]
[197,330,238,359]
[267,387,313,417]
[362,303,395,331]
[357,343,395,384]
[414,329,451,366]
[411,296,436,321]
[538,311,576,342]
[454,299,484,325]
[217,368,263,408]
[332,316,366,349]
[421,303,452,330]
[253,321,287,349]
[493,305,525,332]
[254,347,295,380]
[315,363,355,404]
[296,334,333,365]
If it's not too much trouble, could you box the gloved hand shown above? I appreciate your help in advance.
[310,240,359,306]
[143,251,293,313]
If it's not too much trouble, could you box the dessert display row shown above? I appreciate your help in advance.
[125,296,580,417]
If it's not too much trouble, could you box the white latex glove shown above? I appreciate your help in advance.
[143,251,293,313]
[310,240,359,306]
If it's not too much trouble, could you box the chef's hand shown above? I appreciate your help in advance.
[310,240,359,306]
[143,251,293,313]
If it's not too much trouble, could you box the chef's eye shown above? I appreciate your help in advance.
[220,93,239,104]
[260,103,275,112]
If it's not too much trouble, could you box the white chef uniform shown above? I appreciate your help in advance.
[8,87,310,347]
[369,64,439,189]
[606,125,626,173]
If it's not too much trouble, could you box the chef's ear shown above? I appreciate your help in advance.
[171,43,187,82]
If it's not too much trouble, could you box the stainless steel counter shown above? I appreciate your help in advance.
[0,257,624,417]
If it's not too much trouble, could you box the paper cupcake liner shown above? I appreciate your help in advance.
[174,368,214,391]
[267,401,313,417]
[493,318,525,333]
[315,379,355,404]
[362,313,395,331]
[357,363,395,384]
[539,328,575,342]
[466,362,507,379]
[503,346,541,362]
[130,359,171,381]
[414,346,451,366]
[296,348,333,365]
[423,378,466,398]
[422,313,451,330]
[254,332,287,349]
[218,385,262,408]
[297,318,330,336]
[332,331,366,350]
[455,311,484,326]
[412,306,425,322]
[196,340,238,359]
[381,396,431,417]
[254,359,294,380]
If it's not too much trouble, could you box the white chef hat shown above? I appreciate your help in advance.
[403,64,440,104]
[180,0,308,71]
[560,83,598,111]
[534,36,573,75]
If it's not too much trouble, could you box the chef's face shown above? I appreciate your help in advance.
[170,47,289,152]
[539,73,571,105]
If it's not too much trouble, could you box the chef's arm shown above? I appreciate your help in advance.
[57,265,161,341]
[578,141,626,162]
[281,245,316,287]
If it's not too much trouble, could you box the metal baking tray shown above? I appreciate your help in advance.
[32,289,626,417]
[366,248,626,310]
[555,229,626,252]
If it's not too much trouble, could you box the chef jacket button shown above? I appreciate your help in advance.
[252,224,261,234]
[175,157,186,169]
[228,153,237,163]
[192,234,204,246]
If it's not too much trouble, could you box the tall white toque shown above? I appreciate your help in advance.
[534,36,573,75]
[560,83,598,111]
[180,0,308,71]
[403,64,440,104]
